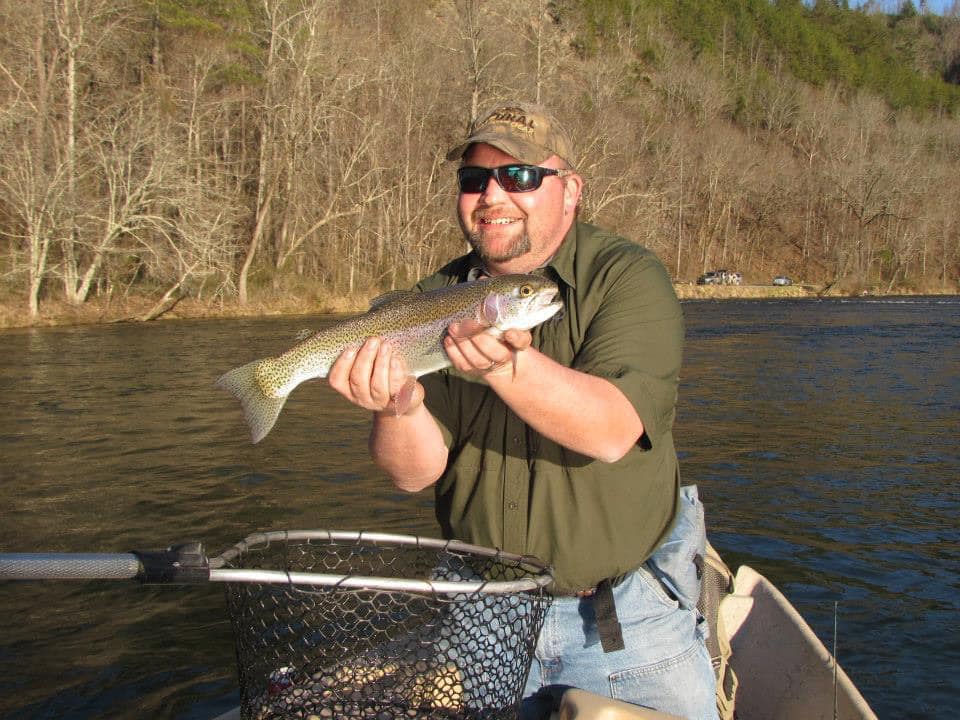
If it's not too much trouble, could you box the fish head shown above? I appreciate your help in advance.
[480,274,562,331]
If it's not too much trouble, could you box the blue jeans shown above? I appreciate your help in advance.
[520,486,718,720]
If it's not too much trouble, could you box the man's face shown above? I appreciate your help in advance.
[457,143,581,274]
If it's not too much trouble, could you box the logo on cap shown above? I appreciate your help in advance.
[478,107,536,135]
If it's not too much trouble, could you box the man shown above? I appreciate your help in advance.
[328,103,717,719]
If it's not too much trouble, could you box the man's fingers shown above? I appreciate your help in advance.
[444,333,500,372]
[347,337,380,402]
[502,329,533,351]
[328,337,424,413]
[388,353,410,395]
[367,340,395,407]
[328,347,358,397]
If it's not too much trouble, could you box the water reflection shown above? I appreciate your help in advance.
[0,297,957,718]
[677,297,959,717]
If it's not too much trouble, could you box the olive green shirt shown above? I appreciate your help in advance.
[415,222,684,593]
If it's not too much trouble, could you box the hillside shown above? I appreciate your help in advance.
[0,0,957,326]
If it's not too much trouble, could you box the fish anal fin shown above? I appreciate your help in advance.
[391,376,418,417]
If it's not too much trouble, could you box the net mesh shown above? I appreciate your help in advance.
[218,532,552,720]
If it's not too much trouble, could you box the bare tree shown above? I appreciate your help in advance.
[0,144,68,317]
[50,0,132,305]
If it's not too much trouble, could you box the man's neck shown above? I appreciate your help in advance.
[484,236,568,277]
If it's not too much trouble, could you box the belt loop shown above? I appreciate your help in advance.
[594,578,624,653]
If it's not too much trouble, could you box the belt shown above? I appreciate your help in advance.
[552,577,626,653]
[552,566,682,654]
[552,572,627,598]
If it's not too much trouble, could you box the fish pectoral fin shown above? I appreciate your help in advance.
[450,317,491,338]
[391,376,419,417]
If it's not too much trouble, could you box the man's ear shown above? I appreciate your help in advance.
[563,172,583,215]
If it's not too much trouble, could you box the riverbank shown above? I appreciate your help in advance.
[1,282,955,329]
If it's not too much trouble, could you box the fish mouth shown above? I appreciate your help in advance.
[544,300,564,321]
[530,288,564,322]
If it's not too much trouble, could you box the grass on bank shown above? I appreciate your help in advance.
[2,278,957,330]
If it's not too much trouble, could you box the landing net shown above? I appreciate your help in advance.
[212,530,553,720]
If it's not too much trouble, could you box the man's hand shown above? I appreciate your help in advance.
[329,336,446,490]
[445,320,644,463]
[443,322,532,376]
[328,337,424,415]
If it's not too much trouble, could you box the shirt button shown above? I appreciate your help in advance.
[508,501,518,510]
[513,435,522,445]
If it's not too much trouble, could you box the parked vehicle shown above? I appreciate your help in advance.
[772,276,792,286]
[698,270,742,286]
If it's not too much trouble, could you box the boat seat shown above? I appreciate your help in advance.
[550,688,684,720]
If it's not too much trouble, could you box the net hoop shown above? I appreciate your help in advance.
[210,529,553,595]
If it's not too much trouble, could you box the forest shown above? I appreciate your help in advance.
[1,0,958,324]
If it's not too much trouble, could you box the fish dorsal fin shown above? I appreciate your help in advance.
[369,289,417,310]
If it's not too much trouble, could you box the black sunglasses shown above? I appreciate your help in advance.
[457,164,571,194]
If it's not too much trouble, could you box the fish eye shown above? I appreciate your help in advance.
[518,284,534,297]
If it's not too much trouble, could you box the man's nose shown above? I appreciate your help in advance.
[479,173,511,202]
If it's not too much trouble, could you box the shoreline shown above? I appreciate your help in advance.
[1,283,955,330]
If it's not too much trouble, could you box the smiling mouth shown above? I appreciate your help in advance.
[480,216,521,226]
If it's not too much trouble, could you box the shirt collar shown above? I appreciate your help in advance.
[544,223,578,289]
[465,264,487,282]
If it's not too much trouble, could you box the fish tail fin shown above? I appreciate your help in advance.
[216,360,288,444]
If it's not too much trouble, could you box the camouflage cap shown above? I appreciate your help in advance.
[446,102,575,167]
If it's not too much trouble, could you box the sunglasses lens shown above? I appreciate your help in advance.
[457,165,557,193]
[500,165,540,193]
[457,167,489,193]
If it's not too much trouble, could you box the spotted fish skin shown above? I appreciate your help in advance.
[217,274,562,443]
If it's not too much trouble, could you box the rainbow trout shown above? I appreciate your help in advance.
[217,274,562,443]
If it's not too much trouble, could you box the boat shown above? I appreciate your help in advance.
[719,565,876,720]
[211,563,878,720]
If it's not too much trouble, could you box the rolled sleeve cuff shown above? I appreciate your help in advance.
[593,366,673,448]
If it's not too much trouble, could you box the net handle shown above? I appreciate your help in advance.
[1,530,556,593]
[0,543,210,584]
[0,553,142,581]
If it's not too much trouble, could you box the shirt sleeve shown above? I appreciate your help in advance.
[420,372,456,449]
[571,248,684,446]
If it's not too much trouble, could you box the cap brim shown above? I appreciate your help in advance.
[445,132,553,166]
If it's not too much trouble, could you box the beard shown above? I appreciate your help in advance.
[465,226,532,266]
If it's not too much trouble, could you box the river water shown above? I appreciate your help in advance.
[0,296,957,719]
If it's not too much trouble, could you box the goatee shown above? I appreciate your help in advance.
[467,229,532,266]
